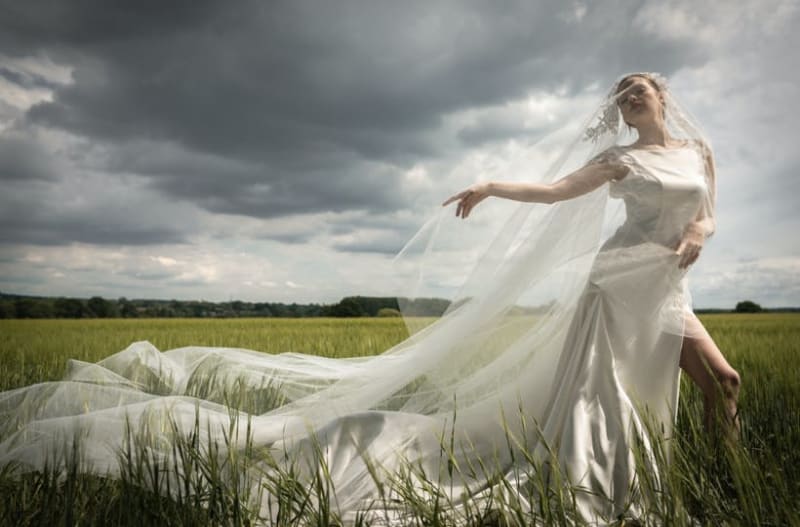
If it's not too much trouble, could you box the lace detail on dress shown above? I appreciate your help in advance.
[587,146,621,166]
[587,146,636,199]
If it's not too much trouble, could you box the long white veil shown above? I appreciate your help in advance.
[384,69,715,418]
[0,72,716,524]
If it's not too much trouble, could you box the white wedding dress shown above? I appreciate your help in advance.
[0,142,711,525]
[537,143,708,520]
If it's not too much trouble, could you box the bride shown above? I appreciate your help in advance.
[443,72,741,442]
[0,72,741,525]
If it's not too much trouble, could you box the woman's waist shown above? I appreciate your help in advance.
[600,224,680,252]
[592,238,685,278]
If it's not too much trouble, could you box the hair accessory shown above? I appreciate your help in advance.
[584,101,620,143]
[583,71,669,143]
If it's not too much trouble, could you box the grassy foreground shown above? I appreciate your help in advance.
[0,314,798,525]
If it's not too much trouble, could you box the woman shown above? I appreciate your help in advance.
[0,72,740,525]
[397,72,745,524]
[443,73,741,443]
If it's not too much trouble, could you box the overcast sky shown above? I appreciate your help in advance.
[0,0,798,308]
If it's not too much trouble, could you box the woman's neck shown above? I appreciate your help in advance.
[632,121,679,148]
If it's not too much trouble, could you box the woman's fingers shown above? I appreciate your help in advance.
[689,246,701,265]
[445,185,490,219]
[680,246,691,268]
[443,189,473,217]
[442,190,467,207]
[452,190,474,218]
[676,243,701,269]
[457,199,467,218]
[460,199,472,218]
[675,239,688,268]
[462,192,484,218]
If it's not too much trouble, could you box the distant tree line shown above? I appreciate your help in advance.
[734,300,765,313]
[0,293,789,319]
[0,293,454,319]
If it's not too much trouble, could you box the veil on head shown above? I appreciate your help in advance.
[377,71,716,420]
[391,71,715,314]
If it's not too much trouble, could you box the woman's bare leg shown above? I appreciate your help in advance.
[678,312,741,441]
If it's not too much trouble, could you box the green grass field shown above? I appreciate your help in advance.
[0,318,416,392]
[0,314,798,525]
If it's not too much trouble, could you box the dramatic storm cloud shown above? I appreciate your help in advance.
[0,0,798,306]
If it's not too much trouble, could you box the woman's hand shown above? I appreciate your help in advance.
[441,182,492,219]
[673,223,705,269]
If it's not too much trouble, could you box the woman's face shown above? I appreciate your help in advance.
[615,76,664,128]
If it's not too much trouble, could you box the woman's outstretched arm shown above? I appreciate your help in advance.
[442,161,628,219]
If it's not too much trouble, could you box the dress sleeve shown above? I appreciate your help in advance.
[587,146,634,199]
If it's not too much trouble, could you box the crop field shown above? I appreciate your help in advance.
[0,314,798,525]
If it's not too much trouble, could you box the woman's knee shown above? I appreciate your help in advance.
[709,368,740,400]
[720,368,741,393]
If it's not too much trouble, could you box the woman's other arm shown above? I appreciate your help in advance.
[675,143,717,268]
[688,143,717,237]
[442,161,628,219]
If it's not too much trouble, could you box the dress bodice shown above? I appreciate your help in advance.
[603,144,709,250]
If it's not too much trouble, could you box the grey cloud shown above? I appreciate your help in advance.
[0,273,41,287]
[116,270,178,281]
[748,161,800,212]
[328,216,424,254]
[458,121,535,148]
[720,155,800,237]
[728,262,800,304]
[0,179,191,246]
[327,214,423,236]
[0,211,187,246]
[104,140,413,218]
[0,65,63,92]
[0,134,58,180]
[456,111,557,147]
[244,210,426,248]
[10,1,711,164]
[1,0,718,238]
[331,237,408,255]
[253,231,316,245]
[0,1,219,54]
[0,98,18,121]
[1,0,797,305]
